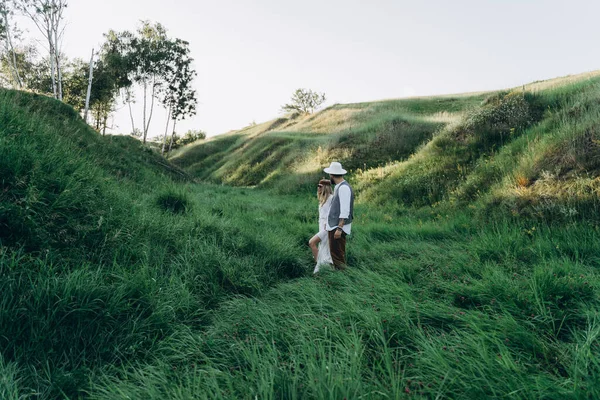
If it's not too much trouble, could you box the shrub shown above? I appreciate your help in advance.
[455,91,533,151]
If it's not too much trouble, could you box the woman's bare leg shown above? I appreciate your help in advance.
[309,234,321,261]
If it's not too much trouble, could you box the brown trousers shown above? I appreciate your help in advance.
[328,230,347,270]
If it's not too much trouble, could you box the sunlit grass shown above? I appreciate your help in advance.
[523,70,600,93]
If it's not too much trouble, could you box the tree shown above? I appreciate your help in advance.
[104,22,180,143]
[99,22,197,144]
[60,58,87,109]
[155,129,205,153]
[281,88,326,115]
[89,60,118,134]
[100,29,136,134]
[83,49,94,123]
[167,79,197,153]
[16,0,67,100]
[63,58,117,133]
[0,44,48,91]
[159,38,197,154]
[131,21,171,144]
[0,1,23,88]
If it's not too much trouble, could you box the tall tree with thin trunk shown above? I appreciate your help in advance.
[61,57,117,133]
[161,105,171,154]
[104,22,170,143]
[131,21,171,144]
[158,38,197,155]
[168,83,197,153]
[0,1,23,88]
[16,0,67,100]
[99,22,196,143]
[124,88,136,134]
[100,29,137,134]
[83,48,94,123]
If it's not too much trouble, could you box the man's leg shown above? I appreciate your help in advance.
[328,230,347,270]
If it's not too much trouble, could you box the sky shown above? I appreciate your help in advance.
[14,0,600,137]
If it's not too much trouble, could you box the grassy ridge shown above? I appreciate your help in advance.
[359,73,600,217]
[170,93,487,193]
[172,72,600,213]
[1,72,600,399]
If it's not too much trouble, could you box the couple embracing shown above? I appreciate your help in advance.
[309,162,355,273]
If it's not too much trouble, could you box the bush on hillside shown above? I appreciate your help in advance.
[466,81,600,221]
[455,91,533,150]
[177,130,207,147]
[487,128,600,221]
[153,130,206,153]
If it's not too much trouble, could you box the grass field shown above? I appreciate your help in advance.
[1,71,600,399]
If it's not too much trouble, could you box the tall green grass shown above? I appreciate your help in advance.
[87,215,600,399]
[0,89,311,398]
[2,72,600,399]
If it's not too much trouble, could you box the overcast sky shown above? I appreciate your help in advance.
[15,0,600,136]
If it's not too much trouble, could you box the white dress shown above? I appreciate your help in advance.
[314,196,333,273]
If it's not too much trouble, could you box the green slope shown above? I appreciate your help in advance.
[170,92,488,192]
[0,89,310,398]
[1,71,600,399]
[0,90,189,255]
[172,71,600,212]
[358,71,600,219]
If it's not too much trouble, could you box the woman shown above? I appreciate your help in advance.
[309,179,334,273]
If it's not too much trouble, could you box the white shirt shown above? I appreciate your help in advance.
[326,181,352,235]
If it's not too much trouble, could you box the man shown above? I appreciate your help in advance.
[324,161,354,270]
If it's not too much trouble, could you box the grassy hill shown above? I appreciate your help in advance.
[172,72,600,213]
[170,92,488,192]
[1,71,600,399]
[0,89,309,398]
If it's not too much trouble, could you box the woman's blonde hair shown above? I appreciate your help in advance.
[317,179,333,206]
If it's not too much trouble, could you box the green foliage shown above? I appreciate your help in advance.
[160,129,206,152]
[61,58,119,133]
[360,83,600,209]
[100,22,198,142]
[0,354,21,400]
[0,42,47,91]
[180,129,206,144]
[0,87,311,398]
[86,217,600,400]
[160,38,197,121]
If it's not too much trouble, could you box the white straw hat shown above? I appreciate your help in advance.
[323,161,347,175]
